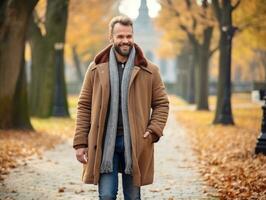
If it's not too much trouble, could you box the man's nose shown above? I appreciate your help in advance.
[122,37,129,43]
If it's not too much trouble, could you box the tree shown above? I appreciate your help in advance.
[0,0,38,129]
[71,45,83,82]
[13,51,33,129]
[157,0,217,109]
[28,0,70,118]
[66,0,116,65]
[233,0,266,81]
[211,0,241,125]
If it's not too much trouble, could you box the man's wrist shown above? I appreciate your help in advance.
[146,129,160,143]
[146,129,153,134]
[74,144,88,150]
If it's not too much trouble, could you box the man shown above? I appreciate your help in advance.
[73,15,169,200]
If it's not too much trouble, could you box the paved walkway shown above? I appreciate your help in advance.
[0,106,217,200]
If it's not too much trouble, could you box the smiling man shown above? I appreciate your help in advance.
[73,15,169,200]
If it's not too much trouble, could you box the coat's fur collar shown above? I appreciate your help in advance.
[94,43,148,67]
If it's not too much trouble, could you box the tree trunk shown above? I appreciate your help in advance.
[28,0,69,117]
[0,0,38,129]
[213,0,235,124]
[187,47,197,104]
[196,26,213,110]
[28,14,51,117]
[259,50,266,80]
[52,45,70,117]
[48,0,69,117]
[72,45,83,82]
[177,52,190,100]
[13,51,33,130]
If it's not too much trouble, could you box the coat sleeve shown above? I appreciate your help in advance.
[73,63,95,149]
[146,67,169,143]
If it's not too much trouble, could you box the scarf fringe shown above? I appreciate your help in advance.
[124,166,133,175]
[100,161,113,173]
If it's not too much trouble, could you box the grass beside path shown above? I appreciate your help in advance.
[174,94,266,199]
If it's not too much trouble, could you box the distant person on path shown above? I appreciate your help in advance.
[73,15,169,200]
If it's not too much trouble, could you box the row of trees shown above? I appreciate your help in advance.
[0,0,115,130]
[157,0,266,124]
[1,0,265,129]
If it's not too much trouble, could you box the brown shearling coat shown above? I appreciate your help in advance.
[73,44,169,187]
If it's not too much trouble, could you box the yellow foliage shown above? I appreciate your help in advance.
[208,93,254,107]
[33,0,116,62]
[66,0,116,61]
[168,94,188,106]
[232,0,266,81]
[156,0,266,81]
[155,0,217,58]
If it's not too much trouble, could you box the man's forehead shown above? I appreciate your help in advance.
[113,23,133,34]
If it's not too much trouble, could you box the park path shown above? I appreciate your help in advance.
[0,105,217,200]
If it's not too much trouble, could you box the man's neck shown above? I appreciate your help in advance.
[114,51,128,63]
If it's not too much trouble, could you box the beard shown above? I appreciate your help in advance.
[114,43,133,57]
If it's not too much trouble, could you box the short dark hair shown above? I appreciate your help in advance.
[109,15,133,36]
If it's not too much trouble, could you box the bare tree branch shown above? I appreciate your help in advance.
[165,0,180,16]
[162,0,200,48]
[201,0,208,9]
[212,0,222,23]
[185,0,192,9]
[192,16,197,31]
[232,0,241,11]
[179,24,199,47]
[179,24,188,32]
[237,22,266,34]
[209,45,219,57]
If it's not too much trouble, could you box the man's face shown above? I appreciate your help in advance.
[110,23,134,57]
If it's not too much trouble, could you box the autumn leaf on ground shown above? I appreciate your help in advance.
[174,94,266,199]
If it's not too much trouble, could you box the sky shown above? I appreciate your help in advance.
[119,0,161,19]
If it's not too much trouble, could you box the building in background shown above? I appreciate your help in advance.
[133,0,177,94]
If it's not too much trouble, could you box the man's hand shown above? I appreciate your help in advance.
[143,131,151,138]
[75,147,88,164]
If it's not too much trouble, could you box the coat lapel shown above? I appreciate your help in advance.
[97,63,110,101]
[129,66,140,92]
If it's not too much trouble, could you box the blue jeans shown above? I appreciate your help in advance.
[98,135,141,200]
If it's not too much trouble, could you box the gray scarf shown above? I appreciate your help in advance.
[100,46,136,175]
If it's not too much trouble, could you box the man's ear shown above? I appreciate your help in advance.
[109,34,114,43]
